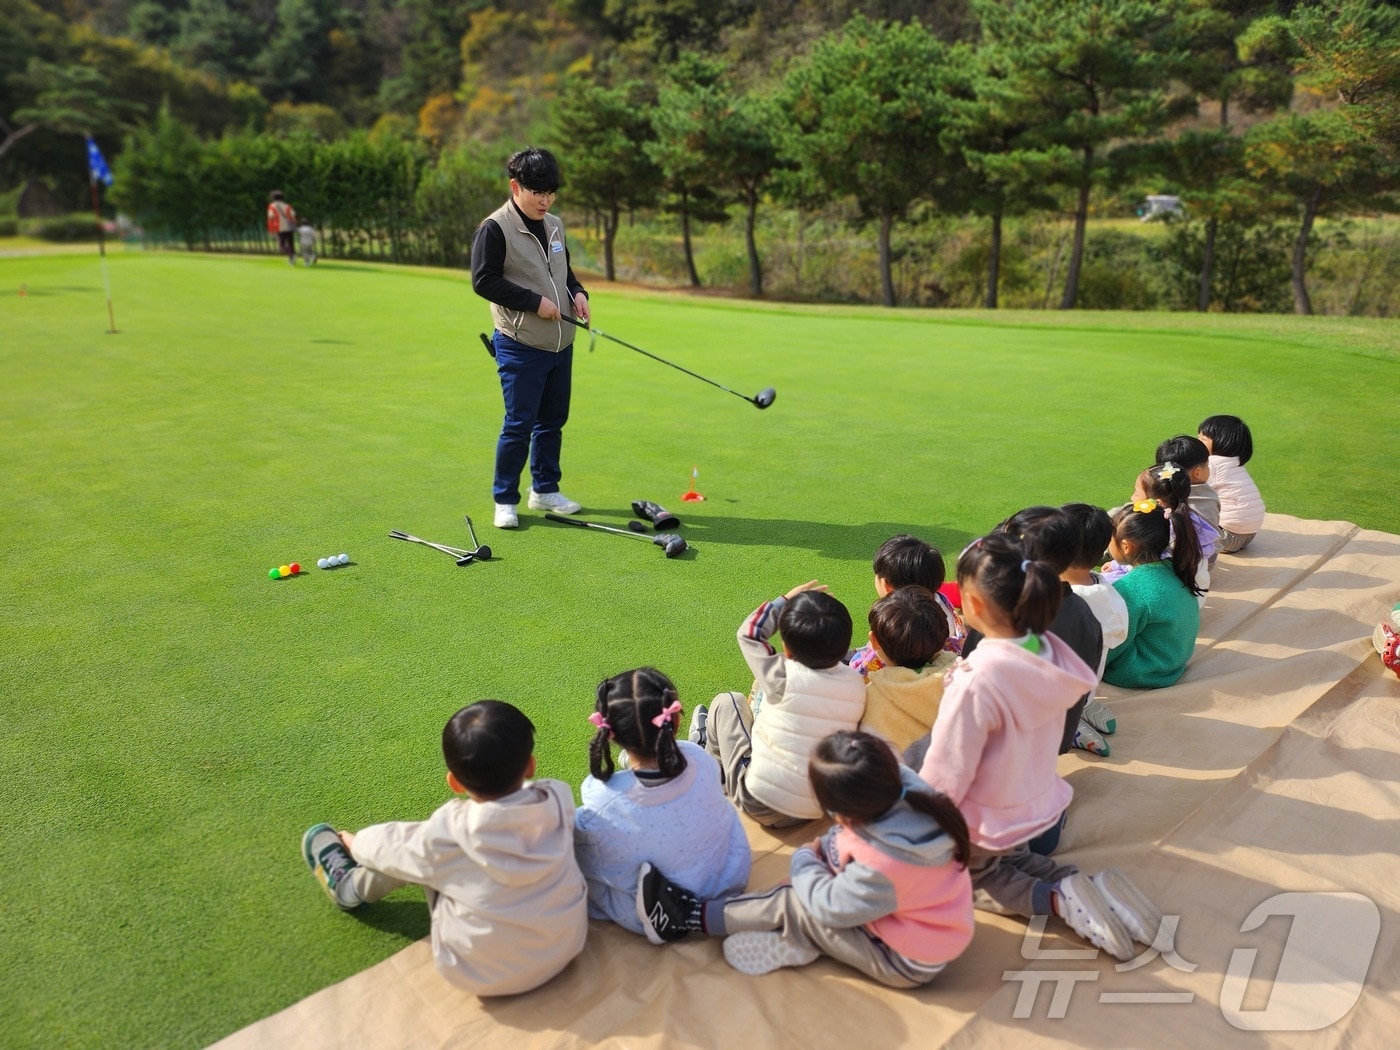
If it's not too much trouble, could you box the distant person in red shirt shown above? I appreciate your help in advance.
[267,190,298,265]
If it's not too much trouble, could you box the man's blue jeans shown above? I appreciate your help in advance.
[492,332,572,504]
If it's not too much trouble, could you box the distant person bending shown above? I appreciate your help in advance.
[471,147,590,530]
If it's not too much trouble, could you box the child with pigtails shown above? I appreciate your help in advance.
[573,667,751,938]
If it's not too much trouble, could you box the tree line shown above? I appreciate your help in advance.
[8,0,1400,313]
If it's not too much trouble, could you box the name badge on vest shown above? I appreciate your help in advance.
[551,239,563,253]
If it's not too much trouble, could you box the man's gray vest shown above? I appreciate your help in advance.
[485,200,575,353]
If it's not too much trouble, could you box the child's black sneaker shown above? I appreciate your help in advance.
[302,823,363,909]
[635,862,700,944]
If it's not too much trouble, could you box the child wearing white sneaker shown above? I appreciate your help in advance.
[301,700,588,996]
[917,533,1161,961]
[636,730,975,988]
[574,667,750,938]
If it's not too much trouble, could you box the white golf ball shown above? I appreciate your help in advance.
[317,557,329,569]
[337,553,349,565]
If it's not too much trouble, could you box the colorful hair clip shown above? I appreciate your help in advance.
[588,712,611,734]
[651,700,682,729]
[1158,462,1180,479]
[1133,498,1160,514]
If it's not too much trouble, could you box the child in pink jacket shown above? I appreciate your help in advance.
[636,730,975,988]
[918,533,1161,962]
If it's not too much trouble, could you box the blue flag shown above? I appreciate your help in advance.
[86,136,114,187]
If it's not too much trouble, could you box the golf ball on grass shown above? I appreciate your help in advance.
[317,558,329,569]
[337,553,349,565]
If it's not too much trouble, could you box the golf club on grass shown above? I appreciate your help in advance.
[545,512,688,558]
[390,530,479,566]
[461,516,493,560]
[560,315,775,410]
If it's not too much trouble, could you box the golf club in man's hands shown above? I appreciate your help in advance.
[559,315,775,410]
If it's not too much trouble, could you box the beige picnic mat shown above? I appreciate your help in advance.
[214,513,1400,1049]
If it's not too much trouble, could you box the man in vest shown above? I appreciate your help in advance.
[471,147,590,529]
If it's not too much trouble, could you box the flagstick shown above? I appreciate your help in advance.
[89,175,117,333]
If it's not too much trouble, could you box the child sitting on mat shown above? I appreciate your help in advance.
[1103,498,1203,689]
[850,534,963,677]
[574,667,750,938]
[859,586,958,754]
[1199,414,1264,553]
[691,581,865,827]
[636,730,975,989]
[917,533,1160,961]
[301,700,588,996]
[1156,434,1220,566]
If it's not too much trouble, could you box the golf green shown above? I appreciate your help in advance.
[2,249,1395,1048]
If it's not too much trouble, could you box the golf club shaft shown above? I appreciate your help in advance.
[390,531,475,560]
[543,512,653,542]
[560,315,758,406]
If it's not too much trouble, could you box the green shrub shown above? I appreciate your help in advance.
[0,217,18,237]
[27,215,101,242]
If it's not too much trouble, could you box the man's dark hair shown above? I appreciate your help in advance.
[507,147,561,192]
[872,534,945,592]
[1156,434,1209,471]
[442,700,535,798]
[779,590,853,670]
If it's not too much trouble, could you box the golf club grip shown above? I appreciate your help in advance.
[545,512,590,527]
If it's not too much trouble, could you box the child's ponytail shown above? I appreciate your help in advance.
[903,788,971,868]
[588,667,689,783]
[810,730,970,868]
[957,532,1062,636]
[1167,501,1204,596]
[1136,462,1204,596]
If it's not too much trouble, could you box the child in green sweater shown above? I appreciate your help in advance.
[1102,498,1202,689]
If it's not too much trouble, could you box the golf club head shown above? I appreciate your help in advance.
[627,520,648,533]
[753,387,776,410]
[455,554,475,566]
[632,499,680,530]
[472,544,492,560]
[654,533,687,558]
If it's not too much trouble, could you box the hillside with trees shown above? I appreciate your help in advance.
[4,0,1398,313]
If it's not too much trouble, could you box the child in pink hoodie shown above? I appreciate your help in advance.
[918,533,1161,962]
[635,730,975,988]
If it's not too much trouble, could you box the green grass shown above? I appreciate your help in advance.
[2,249,1396,1048]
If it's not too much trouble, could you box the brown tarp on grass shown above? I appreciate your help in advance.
[215,513,1400,1049]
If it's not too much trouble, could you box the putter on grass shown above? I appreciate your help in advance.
[390,530,478,566]
[461,515,492,560]
[560,315,775,410]
[545,512,688,558]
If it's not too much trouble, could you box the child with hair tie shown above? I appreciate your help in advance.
[574,667,750,938]
[636,730,975,988]
[917,533,1161,962]
[1103,499,1203,689]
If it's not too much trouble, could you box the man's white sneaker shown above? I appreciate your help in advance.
[527,490,582,514]
[493,503,519,529]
